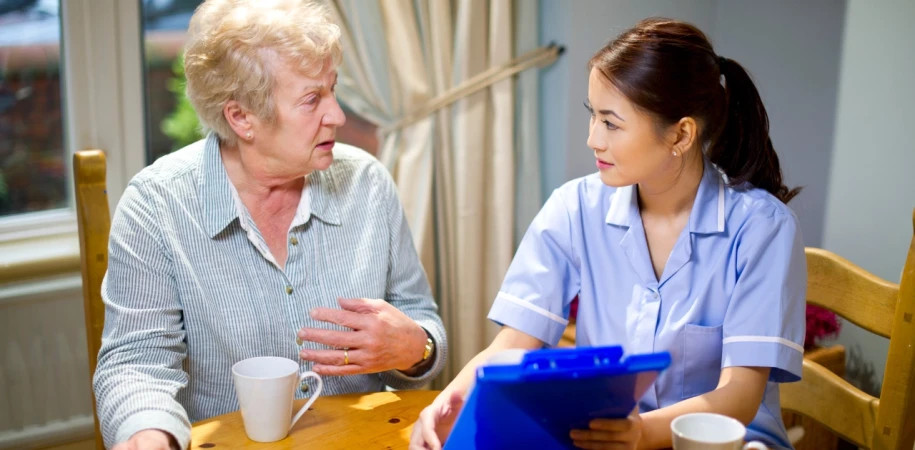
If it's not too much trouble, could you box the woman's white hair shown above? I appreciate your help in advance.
[184,0,342,146]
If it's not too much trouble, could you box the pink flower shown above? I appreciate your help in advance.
[805,305,841,350]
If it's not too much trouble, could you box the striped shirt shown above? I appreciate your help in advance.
[94,133,446,448]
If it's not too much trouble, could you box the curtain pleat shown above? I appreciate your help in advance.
[327,0,545,385]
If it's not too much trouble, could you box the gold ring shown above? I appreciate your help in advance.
[343,348,349,365]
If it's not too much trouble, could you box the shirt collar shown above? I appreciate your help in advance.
[303,169,342,226]
[199,133,341,238]
[605,184,637,226]
[200,133,237,238]
[603,159,726,234]
[688,161,726,234]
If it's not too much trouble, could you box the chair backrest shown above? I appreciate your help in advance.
[73,149,110,450]
[780,209,915,450]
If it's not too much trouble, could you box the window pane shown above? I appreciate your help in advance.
[0,0,65,218]
[142,0,203,165]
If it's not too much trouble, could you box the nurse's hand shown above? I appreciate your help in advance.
[569,408,642,449]
[409,390,464,450]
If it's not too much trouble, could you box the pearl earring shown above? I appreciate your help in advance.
[672,150,678,156]
[245,131,253,140]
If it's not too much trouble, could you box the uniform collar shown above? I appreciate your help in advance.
[604,159,726,234]
[605,184,637,226]
[688,161,726,234]
[200,133,341,238]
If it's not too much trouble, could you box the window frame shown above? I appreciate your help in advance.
[0,0,146,280]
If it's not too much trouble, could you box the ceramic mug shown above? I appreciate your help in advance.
[670,412,768,450]
[231,356,323,442]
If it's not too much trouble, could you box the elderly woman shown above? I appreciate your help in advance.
[94,1,446,449]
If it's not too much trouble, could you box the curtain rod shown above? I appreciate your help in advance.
[381,43,564,134]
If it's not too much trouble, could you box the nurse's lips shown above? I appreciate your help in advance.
[596,158,613,169]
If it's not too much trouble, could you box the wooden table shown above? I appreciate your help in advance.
[190,390,439,449]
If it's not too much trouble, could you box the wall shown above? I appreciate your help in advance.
[823,0,915,386]
[0,275,94,448]
[539,0,716,202]
[712,1,845,247]
[539,0,845,248]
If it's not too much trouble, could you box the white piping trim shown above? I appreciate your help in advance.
[496,291,569,326]
[723,335,804,353]
[717,177,725,232]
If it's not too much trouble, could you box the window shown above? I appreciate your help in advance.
[0,0,379,241]
[142,0,202,164]
[0,0,66,218]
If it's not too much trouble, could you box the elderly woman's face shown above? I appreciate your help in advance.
[249,57,346,177]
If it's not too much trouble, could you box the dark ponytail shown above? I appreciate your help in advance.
[589,18,800,203]
[712,57,799,203]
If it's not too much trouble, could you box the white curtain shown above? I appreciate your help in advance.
[326,0,550,384]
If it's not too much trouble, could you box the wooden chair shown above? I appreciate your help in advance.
[781,208,915,450]
[73,149,110,450]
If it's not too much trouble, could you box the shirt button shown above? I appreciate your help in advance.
[299,380,309,392]
[652,292,659,299]
[290,236,299,245]
[295,336,303,346]
[286,285,294,295]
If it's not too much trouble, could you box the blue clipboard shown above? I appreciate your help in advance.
[444,345,671,450]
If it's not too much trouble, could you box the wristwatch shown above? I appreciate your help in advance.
[421,330,434,362]
[415,328,435,367]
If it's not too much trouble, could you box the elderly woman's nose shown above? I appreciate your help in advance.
[323,98,347,127]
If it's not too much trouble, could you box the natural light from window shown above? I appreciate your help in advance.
[0,0,65,219]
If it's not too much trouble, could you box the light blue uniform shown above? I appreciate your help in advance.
[488,162,805,448]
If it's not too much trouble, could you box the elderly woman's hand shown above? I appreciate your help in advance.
[111,429,178,450]
[298,297,430,375]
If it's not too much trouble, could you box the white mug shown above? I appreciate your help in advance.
[231,356,324,442]
[670,412,768,450]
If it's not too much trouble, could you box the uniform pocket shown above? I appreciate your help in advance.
[681,323,723,399]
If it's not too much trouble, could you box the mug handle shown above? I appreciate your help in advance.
[743,441,768,450]
[289,371,323,431]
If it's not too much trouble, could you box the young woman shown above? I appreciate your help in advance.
[411,18,805,450]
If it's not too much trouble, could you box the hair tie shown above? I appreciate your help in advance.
[717,55,728,69]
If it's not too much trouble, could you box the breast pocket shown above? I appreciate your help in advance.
[680,323,723,399]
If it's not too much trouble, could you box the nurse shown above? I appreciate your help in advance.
[410,17,805,450]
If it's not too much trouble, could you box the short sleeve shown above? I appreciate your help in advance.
[722,210,806,382]
[487,189,580,346]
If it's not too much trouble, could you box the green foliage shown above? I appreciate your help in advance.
[161,53,203,150]
[0,171,8,206]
